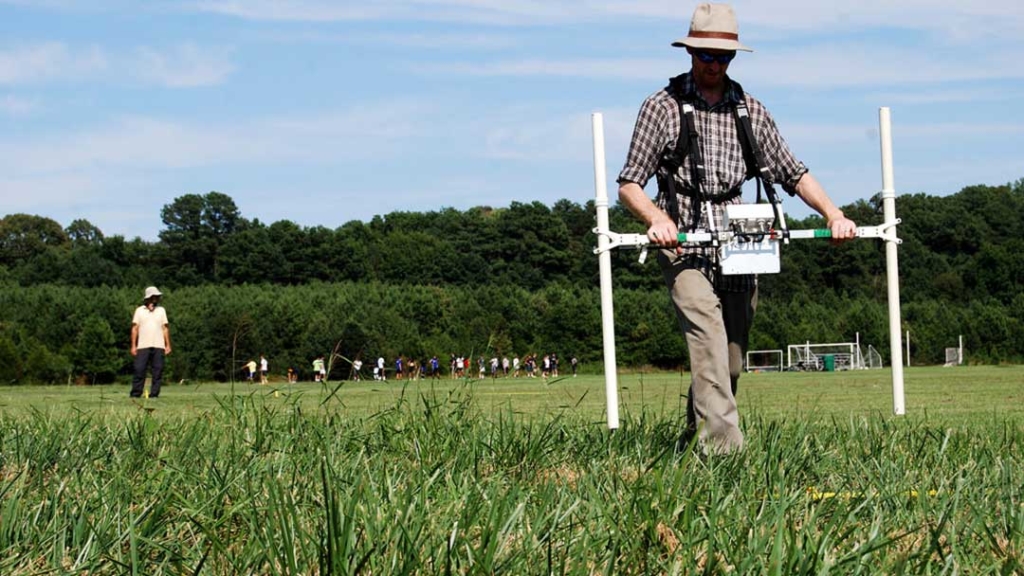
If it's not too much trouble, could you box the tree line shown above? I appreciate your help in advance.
[1,179,1022,384]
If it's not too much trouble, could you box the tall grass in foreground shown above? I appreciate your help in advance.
[0,384,1021,574]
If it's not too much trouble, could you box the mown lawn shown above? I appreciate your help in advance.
[2,364,1020,421]
[0,366,1021,574]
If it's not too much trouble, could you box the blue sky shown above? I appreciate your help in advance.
[2,1,1023,241]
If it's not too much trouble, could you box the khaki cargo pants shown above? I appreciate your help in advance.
[658,251,757,454]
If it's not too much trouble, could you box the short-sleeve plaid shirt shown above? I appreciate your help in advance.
[617,73,808,292]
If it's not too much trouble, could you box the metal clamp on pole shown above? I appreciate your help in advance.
[592,228,651,254]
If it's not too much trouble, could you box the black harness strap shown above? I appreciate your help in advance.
[656,78,723,234]
[734,100,787,235]
[655,78,689,226]
[656,76,786,234]
[682,102,706,200]
[682,101,712,234]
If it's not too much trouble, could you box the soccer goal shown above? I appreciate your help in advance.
[787,342,860,371]
[864,345,884,369]
[943,335,964,367]
[745,349,783,372]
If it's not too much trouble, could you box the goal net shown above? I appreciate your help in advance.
[944,347,962,367]
[745,349,783,372]
[787,342,859,371]
[864,345,884,369]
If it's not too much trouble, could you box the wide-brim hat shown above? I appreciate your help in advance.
[672,3,753,52]
[143,286,162,301]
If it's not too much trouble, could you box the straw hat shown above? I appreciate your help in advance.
[672,3,753,52]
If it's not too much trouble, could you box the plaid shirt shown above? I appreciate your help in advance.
[618,73,808,292]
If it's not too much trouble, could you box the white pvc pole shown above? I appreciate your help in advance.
[880,107,906,415]
[592,113,620,430]
[906,330,910,367]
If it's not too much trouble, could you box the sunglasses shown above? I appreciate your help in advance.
[693,50,736,65]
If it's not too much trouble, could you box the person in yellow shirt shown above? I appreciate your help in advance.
[130,286,172,398]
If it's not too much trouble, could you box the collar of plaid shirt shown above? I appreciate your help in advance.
[672,72,746,110]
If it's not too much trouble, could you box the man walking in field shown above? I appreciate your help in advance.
[129,286,172,398]
[618,3,856,452]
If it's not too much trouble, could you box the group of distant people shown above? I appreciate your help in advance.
[233,353,585,385]
[312,353,581,383]
[243,355,270,384]
[127,285,581,399]
[444,353,580,380]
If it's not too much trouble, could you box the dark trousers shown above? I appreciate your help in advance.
[131,348,165,397]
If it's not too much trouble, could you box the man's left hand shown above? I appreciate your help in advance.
[828,215,857,244]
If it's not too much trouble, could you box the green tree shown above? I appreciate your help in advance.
[72,316,123,384]
[218,223,286,284]
[327,220,375,282]
[0,333,23,384]
[23,342,72,384]
[493,201,573,290]
[159,192,247,281]
[65,219,105,247]
[0,214,69,266]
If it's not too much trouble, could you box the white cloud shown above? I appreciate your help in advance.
[191,0,392,22]
[735,0,1024,37]
[0,94,39,116]
[0,172,100,212]
[0,99,430,177]
[186,0,1024,39]
[8,0,1024,39]
[0,43,107,85]
[133,43,236,87]
[420,58,677,80]
[738,45,1024,89]
[0,100,433,238]
[898,122,1024,140]
[472,105,639,164]
[860,87,1024,105]
[0,0,90,7]
[419,42,1024,90]
[192,0,658,25]
[355,32,519,50]
[0,42,237,88]
[252,28,519,50]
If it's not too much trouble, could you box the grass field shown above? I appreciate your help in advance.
[0,366,1021,574]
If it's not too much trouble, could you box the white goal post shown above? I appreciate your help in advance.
[785,341,885,371]
[591,108,906,429]
[943,335,965,367]
[745,349,783,372]
[787,342,857,371]
[865,345,884,369]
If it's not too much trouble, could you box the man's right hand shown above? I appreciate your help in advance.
[130,347,137,357]
[647,215,680,249]
[619,181,680,252]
